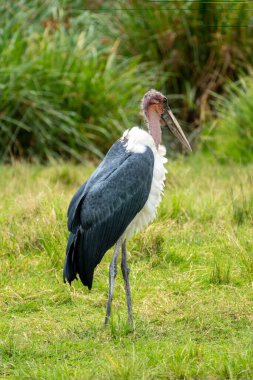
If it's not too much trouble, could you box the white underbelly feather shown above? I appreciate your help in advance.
[121,127,167,239]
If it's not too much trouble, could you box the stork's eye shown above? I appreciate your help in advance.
[163,98,167,104]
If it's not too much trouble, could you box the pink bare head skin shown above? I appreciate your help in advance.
[141,89,168,148]
[141,89,192,152]
[142,89,167,124]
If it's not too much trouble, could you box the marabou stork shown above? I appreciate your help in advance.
[63,89,191,324]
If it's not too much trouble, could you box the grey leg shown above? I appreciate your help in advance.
[105,240,120,325]
[121,240,133,324]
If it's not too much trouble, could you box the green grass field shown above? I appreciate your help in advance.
[1,159,253,379]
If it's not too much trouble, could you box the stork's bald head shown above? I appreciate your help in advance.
[142,89,167,123]
[141,89,192,151]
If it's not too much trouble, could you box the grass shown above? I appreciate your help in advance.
[202,77,253,164]
[108,0,253,128]
[0,1,164,162]
[1,0,253,162]
[1,159,253,379]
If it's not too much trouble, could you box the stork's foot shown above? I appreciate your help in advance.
[121,240,133,325]
[105,241,120,325]
[104,315,110,326]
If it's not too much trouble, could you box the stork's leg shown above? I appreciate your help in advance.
[105,240,120,325]
[121,240,133,324]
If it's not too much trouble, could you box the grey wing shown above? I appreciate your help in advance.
[67,140,132,233]
[79,145,154,258]
[67,180,88,232]
[81,147,154,287]
[65,140,154,289]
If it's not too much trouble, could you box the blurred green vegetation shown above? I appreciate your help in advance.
[202,77,253,164]
[0,1,163,161]
[0,0,253,161]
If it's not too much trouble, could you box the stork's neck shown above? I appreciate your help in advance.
[146,109,161,148]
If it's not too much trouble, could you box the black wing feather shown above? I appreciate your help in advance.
[64,140,154,289]
[67,140,131,232]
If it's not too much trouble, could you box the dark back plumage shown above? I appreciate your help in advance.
[63,139,154,289]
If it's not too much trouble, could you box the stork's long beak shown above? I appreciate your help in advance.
[162,108,192,152]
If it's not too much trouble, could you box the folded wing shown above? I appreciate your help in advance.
[64,140,154,289]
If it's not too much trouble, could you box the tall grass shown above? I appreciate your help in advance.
[108,0,253,130]
[0,1,164,161]
[202,77,253,164]
[1,0,253,161]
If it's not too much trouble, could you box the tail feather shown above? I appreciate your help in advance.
[76,231,94,290]
[63,230,95,290]
[63,232,78,285]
